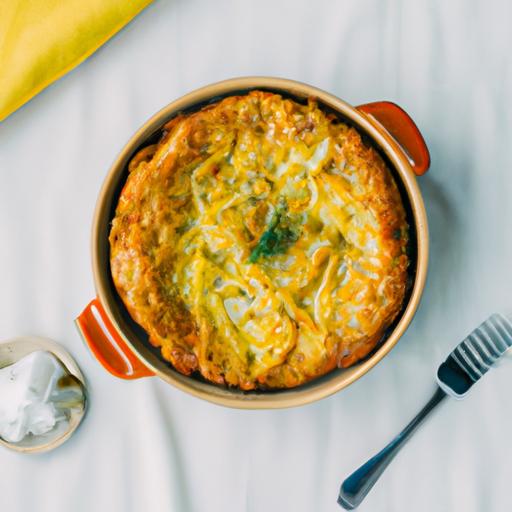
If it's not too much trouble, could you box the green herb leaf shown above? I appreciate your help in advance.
[249,204,300,263]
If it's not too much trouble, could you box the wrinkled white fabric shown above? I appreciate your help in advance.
[1,1,511,511]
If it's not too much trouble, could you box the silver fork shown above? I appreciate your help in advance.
[338,313,512,510]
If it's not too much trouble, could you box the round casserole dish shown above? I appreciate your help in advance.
[76,77,430,409]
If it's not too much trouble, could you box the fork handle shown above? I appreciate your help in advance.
[338,386,447,510]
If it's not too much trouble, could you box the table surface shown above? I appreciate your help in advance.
[1,1,511,511]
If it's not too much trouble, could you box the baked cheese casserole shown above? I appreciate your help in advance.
[110,91,409,390]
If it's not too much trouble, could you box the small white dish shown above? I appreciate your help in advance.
[0,336,87,454]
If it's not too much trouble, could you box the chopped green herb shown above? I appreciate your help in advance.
[246,350,256,366]
[249,204,300,263]
[175,220,195,235]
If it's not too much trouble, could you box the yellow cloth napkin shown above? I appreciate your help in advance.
[0,0,153,121]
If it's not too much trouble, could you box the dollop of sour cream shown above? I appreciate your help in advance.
[0,351,81,444]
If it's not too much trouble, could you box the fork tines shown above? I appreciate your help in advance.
[437,313,512,398]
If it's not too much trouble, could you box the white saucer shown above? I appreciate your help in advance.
[0,336,87,454]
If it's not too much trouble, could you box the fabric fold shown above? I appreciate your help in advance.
[0,0,153,121]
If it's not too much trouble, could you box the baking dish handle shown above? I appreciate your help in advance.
[75,298,155,379]
[357,101,430,176]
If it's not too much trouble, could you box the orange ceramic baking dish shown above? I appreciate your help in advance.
[76,77,430,409]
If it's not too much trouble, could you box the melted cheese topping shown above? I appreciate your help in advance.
[110,91,409,389]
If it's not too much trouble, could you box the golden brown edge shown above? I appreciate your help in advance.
[91,77,429,409]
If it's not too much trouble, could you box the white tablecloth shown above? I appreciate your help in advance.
[1,1,511,510]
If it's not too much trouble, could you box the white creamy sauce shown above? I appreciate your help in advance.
[0,351,81,444]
